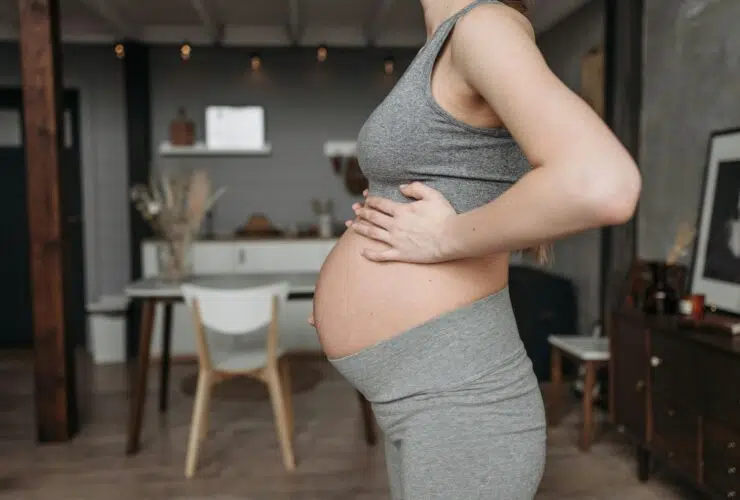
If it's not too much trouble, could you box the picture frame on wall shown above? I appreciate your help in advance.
[690,127,740,316]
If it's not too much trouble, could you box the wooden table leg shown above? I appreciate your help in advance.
[357,391,376,446]
[580,360,596,451]
[549,347,563,426]
[159,301,173,413]
[126,299,155,455]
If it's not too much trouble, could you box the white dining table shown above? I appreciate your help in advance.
[124,272,321,300]
[122,272,380,455]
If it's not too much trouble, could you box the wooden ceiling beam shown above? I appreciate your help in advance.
[76,0,135,39]
[286,0,303,45]
[365,0,396,45]
[190,0,223,44]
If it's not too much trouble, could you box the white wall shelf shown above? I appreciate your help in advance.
[158,141,272,157]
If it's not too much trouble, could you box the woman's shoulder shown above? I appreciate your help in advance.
[454,2,535,45]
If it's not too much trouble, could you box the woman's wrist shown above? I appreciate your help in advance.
[439,213,478,261]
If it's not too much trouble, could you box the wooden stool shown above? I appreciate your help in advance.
[547,335,609,451]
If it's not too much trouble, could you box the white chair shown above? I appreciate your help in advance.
[181,282,295,478]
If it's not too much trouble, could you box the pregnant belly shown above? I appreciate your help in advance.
[313,230,509,359]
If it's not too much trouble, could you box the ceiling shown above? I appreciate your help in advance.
[0,0,593,47]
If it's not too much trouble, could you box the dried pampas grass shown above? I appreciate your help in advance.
[131,169,226,259]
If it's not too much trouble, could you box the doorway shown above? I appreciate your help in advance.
[0,88,85,350]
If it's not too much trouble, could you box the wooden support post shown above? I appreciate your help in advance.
[601,0,644,331]
[18,0,78,442]
[124,42,152,359]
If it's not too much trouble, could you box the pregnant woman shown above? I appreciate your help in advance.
[311,0,641,498]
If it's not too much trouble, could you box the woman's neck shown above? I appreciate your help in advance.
[420,0,475,38]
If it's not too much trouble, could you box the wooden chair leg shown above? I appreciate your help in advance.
[549,347,563,426]
[185,370,212,478]
[267,368,296,471]
[199,375,213,443]
[280,357,294,444]
[580,360,596,451]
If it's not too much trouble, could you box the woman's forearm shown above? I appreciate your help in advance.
[443,159,642,260]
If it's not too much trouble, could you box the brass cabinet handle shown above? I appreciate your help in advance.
[650,356,662,368]
[727,491,736,498]
[729,467,737,475]
[730,442,737,450]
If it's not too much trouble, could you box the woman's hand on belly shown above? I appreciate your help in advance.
[348,182,459,264]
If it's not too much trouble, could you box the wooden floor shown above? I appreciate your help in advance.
[0,353,699,499]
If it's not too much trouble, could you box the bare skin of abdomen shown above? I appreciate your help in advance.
[313,230,510,359]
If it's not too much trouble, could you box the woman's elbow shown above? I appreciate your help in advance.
[581,160,642,226]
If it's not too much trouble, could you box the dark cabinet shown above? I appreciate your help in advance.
[611,310,740,499]
[610,316,648,443]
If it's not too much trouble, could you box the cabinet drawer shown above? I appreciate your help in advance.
[704,458,740,500]
[705,420,740,467]
[192,243,236,274]
[699,349,740,428]
[650,329,697,404]
[651,394,700,480]
[234,241,334,273]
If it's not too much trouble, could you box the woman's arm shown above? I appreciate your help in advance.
[436,6,641,260]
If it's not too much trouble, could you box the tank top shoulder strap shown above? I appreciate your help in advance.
[423,0,502,56]
[417,0,501,102]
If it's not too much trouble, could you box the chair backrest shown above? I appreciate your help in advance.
[181,282,290,335]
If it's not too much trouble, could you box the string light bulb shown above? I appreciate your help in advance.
[317,44,328,62]
[384,55,395,75]
[250,52,262,71]
[114,43,125,59]
[180,42,192,60]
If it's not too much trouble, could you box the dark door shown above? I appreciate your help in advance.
[0,88,85,350]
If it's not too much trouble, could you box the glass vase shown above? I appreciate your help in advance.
[157,237,193,282]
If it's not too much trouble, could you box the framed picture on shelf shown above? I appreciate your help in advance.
[690,127,740,316]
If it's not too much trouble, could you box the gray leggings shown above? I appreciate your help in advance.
[330,288,546,499]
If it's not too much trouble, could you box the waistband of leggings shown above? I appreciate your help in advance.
[328,286,527,403]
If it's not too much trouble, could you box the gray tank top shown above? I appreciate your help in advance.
[357,0,531,214]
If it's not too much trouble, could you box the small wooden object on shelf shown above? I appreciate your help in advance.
[169,107,195,146]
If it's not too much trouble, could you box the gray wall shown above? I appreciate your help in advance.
[640,0,740,261]
[0,43,129,302]
[150,47,417,233]
[537,0,605,334]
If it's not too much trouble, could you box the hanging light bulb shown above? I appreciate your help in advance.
[250,52,262,71]
[114,43,125,59]
[317,44,328,62]
[384,55,395,75]
[180,42,192,60]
